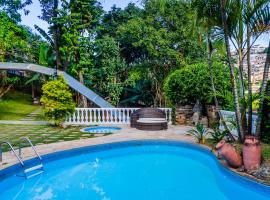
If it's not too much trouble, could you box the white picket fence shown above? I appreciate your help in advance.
[65,108,172,125]
[219,110,258,136]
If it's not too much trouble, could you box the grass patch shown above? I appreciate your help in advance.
[0,124,95,152]
[0,91,42,120]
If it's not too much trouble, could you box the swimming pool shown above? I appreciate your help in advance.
[0,141,269,199]
[81,126,121,133]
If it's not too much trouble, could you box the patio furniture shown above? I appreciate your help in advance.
[130,108,168,130]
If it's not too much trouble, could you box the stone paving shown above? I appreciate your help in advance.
[0,125,195,169]
[0,120,49,125]
[20,107,43,121]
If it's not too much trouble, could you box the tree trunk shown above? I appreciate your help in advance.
[220,0,244,142]
[238,48,248,135]
[53,0,61,70]
[31,82,35,99]
[0,84,13,99]
[255,40,270,138]
[238,48,245,98]
[207,36,235,141]
[78,70,88,108]
[247,25,253,135]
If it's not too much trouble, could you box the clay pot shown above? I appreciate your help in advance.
[216,140,242,168]
[243,135,261,172]
[176,113,186,125]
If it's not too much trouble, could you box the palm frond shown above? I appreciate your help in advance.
[34,25,54,45]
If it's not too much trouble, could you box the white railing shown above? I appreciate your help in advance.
[65,108,172,125]
[219,110,258,136]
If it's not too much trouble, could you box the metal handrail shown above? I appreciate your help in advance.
[19,137,42,161]
[0,141,24,166]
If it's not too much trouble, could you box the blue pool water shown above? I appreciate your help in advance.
[81,126,121,133]
[0,141,269,200]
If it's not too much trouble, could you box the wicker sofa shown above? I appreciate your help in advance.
[130,108,168,131]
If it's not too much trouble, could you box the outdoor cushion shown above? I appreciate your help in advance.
[137,118,167,123]
[138,118,167,121]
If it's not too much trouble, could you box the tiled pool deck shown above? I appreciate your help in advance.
[0,125,196,170]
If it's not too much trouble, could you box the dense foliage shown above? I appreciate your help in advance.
[0,12,40,62]
[89,36,126,106]
[40,76,75,125]
[0,0,207,107]
[261,81,270,143]
[164,62,233,108]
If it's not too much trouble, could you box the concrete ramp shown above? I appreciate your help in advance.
[0,62,114,108]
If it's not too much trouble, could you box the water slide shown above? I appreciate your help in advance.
[0,62,114,108]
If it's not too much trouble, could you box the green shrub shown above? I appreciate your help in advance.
[40,76,75,125]
[163,62,233,108]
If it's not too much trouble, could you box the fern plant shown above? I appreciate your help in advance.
[210,128,228,144]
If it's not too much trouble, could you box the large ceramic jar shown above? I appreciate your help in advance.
[216,140,242,168]
[243,135,261,172]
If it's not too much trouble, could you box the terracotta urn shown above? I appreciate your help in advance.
[243,135,261,172]
[216,140,242,168]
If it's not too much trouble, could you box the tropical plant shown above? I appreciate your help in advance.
[217,0,270,141]
[40,76,75,125]
[219,0,245,142]
[226,0,270,136]
[210,126,228,143]
[120,80,155,107]
[188,123,208,144]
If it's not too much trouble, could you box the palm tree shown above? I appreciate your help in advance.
[219,0,270,140]
[243,0,270,135]
[256,41,270,137]
[193,0,236,141]
[220,0,245,142]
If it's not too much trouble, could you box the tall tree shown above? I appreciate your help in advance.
[228,0,270,136]
[37,0,62,70]
[220,0,245,142]
[89,36,127,106]
[60,0,103,107]
[0,0,32,22]
[192,0,235,141]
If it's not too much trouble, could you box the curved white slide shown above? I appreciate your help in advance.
[0,62,114,108]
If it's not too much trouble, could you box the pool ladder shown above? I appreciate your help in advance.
[0,137,44,179]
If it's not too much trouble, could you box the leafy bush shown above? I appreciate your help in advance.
[40,76,75,125]
[188,123,208,144]
[164,62,232,108]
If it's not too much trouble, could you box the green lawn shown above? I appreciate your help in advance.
[0,91,43,120]
[0,124,100,152]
